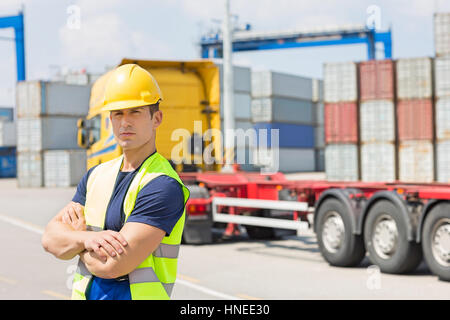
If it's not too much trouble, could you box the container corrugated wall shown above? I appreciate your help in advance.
[251,97,314,124]
[325,144,359,181]
[17,117,81,152]
[251,70,314,100]
[361,143,396,182]
[360,100,395,143]
[399,140,434,182]
[17,151,44,187]
[16,81,91,117]
[396,57,432,100]
[359,60,395,101]
[323,62,358,103]
[324,102,358,143]
[434,12,450,57]
[44,150,87,187]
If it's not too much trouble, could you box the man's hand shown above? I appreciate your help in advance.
[83,231,128,262]
[61,202,86,231]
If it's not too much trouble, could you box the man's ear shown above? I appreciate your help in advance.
[152,110,163,129]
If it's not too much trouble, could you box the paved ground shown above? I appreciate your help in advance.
[0,178,448,300]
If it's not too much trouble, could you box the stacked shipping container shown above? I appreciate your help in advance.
[15,81,90,187]
[0,107,16,178]
[324,62,359,181]
[396,57,434,182]
[359,59,396,182]
[217,64,256,171]
[251,70,322,172]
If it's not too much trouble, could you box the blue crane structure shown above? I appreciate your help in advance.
[0,11,25,81]
[200,24,392,60]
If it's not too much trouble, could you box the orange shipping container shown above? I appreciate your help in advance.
[324,102,358,143]
[397,99,433,141]
[359,59,395,101]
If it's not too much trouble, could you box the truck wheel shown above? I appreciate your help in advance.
[316,198,365,267]
[364,200,422,274]
[421,203,450,281]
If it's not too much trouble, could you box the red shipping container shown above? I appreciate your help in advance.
[324,102,358,143]
[397,99,433,141]
[359,59,395,101]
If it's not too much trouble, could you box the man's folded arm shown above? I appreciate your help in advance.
[80,222,165,279]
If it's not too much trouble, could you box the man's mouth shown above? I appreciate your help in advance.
[120,132,135,137]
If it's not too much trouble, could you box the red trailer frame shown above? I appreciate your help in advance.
[179,171,450,282]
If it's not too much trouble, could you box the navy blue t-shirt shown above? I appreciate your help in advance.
[72,152,185,300]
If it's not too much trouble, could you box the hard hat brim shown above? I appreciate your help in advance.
[102,98,160,112]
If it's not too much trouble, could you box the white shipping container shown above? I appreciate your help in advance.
[434,12,450,57]
[16,81,91,117]
[220,92,251,119]
[435,98,450,140]
[251,97,314,124]
[312,78,324,103]
[17,151,43,188]
[17,117,81,152]
[216,63,252,93]
[0,121,16,147]
[399,140,434,183]
[360,100,395,143]
[323,62,357,103]
[44,150,87,187]
[396,57,432,99]
[325,144,359,181]
[434,57,450,98]
[253,147,316,172]
[437,140,450,182]
[361,142,396,182]
[251,70,314,100]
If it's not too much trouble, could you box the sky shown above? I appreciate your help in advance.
[0,0,449,106]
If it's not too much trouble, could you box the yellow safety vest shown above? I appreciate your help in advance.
[71,152,189,300]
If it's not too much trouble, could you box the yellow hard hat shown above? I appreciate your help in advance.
[102,64,163,112]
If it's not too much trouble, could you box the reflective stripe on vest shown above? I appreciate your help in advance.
[71,152,189,300]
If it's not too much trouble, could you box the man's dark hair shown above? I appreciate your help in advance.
[147,102,160,119]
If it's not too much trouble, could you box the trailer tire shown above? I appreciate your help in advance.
[316,198,365,267]
[421,203,450,281]
[364,200,422,274]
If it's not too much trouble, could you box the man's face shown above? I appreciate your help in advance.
[110,106,162,150]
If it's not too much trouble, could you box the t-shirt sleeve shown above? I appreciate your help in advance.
[125,175,185,236]
[72,165,98,206]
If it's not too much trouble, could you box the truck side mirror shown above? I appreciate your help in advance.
[77,118,88,149]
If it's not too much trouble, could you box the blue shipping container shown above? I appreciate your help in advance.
[0,147,17,178]
[253,122,315,148]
